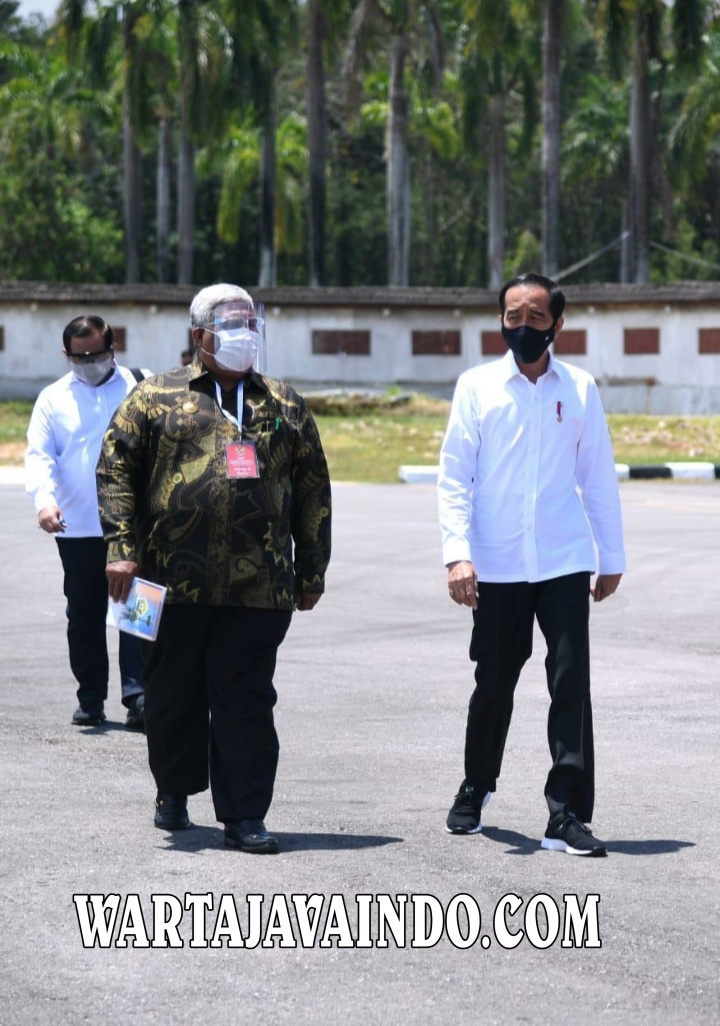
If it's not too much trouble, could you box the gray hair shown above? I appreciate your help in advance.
[190,283,254,329]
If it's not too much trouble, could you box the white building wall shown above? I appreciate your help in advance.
[2,288,720,411]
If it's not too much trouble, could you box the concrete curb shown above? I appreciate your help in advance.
[3,463,719,487]
[398,462,720,484]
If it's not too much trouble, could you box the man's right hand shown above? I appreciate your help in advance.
[106,560,138,604]
[447,560,478,610]
[38,505,66,533]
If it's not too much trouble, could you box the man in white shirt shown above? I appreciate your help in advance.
[438,273,625,856]
[25,315,148,729]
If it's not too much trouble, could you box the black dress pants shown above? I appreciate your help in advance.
[140,604,292,822]
[464,572,595,822]
[56,537,145,714]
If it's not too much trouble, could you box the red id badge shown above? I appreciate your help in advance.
[225,440,260,479]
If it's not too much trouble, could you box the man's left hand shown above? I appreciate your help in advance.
[295,593,322,611]
[107,560,139,604]
[591,573,622,603]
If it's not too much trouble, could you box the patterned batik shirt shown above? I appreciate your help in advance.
[96,362,331,609]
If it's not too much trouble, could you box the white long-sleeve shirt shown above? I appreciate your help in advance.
[25,365,150,538]
[438,349,626,583]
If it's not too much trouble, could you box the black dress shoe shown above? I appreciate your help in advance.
[72,706,106,726]
[224,819,279,854]
[124,693,145,731]
[154,794,190,830]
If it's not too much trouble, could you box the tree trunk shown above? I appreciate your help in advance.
[177,0,196,286]
[122,5,141,285]
[335,132,353,286]
[259,90,277,287]
[630,8,652,283]
[156,113,171,283]
[307,0,326,286]
[123,97,141,284]
[620,198,631,283]
[177,119,195,285]
[487,92,506,290]
[387,33,410,286]
[542,0,562,278]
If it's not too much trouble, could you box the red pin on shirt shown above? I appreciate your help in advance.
[557,401,563,423]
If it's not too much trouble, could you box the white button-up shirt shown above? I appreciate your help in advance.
[25,365,150,538]
[438,349,626,583]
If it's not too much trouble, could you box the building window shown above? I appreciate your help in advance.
[481,331,506,356]
[554,329,587,356]
[312,330,371,355]
[112,326,127,352]
[411,330,461,356]
[624,328,659,355]
[699,329,720,354]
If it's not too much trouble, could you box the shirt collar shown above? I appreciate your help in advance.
[499,347,564,383]
[188,360,269,393]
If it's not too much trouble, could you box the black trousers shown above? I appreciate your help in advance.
[464,572,595,822]
[140,605,292,822]
[55,537,144,713]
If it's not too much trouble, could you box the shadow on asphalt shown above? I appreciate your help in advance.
[73,721,142,736]
[481,827,695,857]
[156,827,404,853]
[605,839,695,855]
[481,827,539,855]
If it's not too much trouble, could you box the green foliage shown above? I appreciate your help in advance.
[0,0,719,287]
[506,229,540,278]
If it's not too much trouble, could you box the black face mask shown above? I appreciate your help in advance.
[501,323,556,364]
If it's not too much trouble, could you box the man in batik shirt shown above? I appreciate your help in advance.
[97,283,331,854]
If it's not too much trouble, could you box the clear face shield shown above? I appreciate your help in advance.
[210,300,267,374]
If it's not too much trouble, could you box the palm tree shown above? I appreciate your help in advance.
[122,3,143,283]
[344,0,446,286]
[306,0,352,285]
[542,0,563,277]
[460,0,535,288]
[58,0,151,283]
[221,0,297,286]
[198,112,306,261]
[0,40,117,279]
[307,0,327,286]
[593,0,707,282]
[177,0,197,285]
[0,40,104,159]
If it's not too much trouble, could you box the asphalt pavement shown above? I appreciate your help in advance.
[1,480,718,1026]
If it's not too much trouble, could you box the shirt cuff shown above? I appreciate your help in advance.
[106,538,138,564]
[598,551,626,575]
[442,540,473,567]
[34,491,56,513]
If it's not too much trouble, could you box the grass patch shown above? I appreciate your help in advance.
[3,398,720,481]
[0,400,33,465]
[606,414,720,464]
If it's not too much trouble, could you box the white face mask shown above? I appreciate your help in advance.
[71,354,114,386]
[212,328,261,372]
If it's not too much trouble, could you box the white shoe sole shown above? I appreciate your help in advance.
[541,837,606,856]
[445,792,491,835]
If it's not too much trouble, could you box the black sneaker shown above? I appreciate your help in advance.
[445,783,491,834]
[541,812,607,857]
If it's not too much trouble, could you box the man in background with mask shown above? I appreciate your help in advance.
[438,272,625,856]
[97,283,332,854]
[25,315,148,729]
